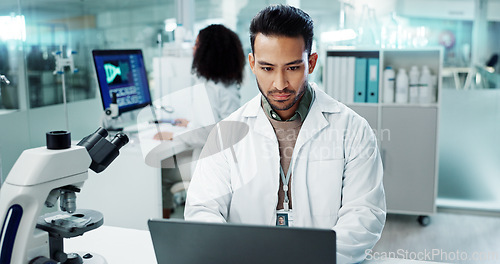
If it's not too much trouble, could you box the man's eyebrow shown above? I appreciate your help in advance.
[256,59,304,66]
[257,60,274,66]
[285,59,304,66]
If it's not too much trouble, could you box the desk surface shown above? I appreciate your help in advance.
[64,225,157,263]
[0,109,18,115]
[65,225,445,264]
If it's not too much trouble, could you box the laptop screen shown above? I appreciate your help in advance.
[148,219,336,264]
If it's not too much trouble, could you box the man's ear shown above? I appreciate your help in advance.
[308,53,318,74]
[249,53,256,74]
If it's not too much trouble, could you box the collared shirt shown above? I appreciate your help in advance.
[261,83,315,122]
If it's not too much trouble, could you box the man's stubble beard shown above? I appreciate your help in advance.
[257,79,308,111]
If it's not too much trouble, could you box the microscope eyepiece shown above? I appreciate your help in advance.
[110,132,129,150]
[77,127,109,151]
[77,127,129,173]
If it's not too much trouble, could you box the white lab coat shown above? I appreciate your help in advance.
[185,84,386,264]
[175,78,241,148]
[172,78,241,175]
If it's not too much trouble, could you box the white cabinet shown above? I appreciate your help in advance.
[324,48,442,224]
[381,105,439,215]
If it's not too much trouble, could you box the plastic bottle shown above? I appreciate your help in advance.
[106,92,119,118]
[408,66,420,104]
[419,66,433,104]
[174,24,185,43]
[382,66,395,103]
[395,68,409,103]
[431,75,438,103]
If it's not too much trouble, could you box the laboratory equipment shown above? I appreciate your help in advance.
[381,12,399,49]
[409,66,420,103]
[92,49,154,115]
[104,92,119,119]
[356,5,380,48]
[382,66,395,103]
[0,127,128,264]
[0,74,10,109]
[93,49,174,131]
[395,68,409,103]
[419,65,433,104]
[53,47,79,131]
[0,74,10,85]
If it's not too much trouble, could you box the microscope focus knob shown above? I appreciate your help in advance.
[65,253,84,264]
[29,256,57,264]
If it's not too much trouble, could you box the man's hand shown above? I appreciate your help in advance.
[153,131,174,140]
[174,118,189,127]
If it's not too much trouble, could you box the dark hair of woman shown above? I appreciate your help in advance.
[192,24,245,86]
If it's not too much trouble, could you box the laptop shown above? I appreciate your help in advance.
[148,219,336,264]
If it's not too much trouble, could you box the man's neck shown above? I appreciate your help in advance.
[275,102,301,120]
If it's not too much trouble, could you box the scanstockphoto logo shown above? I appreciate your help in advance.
[373,128,391,142]
[365,249,499,262]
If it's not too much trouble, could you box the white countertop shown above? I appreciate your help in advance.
[0,109,18,115]
[64,225,157,263]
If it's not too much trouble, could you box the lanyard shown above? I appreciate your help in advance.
[279,159,293,211]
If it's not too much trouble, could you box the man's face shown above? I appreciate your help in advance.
[249,34,318,117]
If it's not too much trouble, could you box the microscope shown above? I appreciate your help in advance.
[0,127,128,264]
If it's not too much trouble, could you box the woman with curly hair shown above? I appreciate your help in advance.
[155,24,245,218]
[155,24,245,138]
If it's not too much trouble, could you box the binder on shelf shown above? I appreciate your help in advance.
[332,57,341,101]
[346,56,355,104]
[354,57,367,103]
[366,58,379,103]
[324,56,335,96]
[339,57,348,102]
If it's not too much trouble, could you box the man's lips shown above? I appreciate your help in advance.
[270,93,292,100]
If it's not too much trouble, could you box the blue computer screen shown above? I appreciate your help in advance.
[92,49,152,113]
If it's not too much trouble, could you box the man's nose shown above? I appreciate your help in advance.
[273,70,288,90]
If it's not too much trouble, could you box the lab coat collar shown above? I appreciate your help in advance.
[242,83,341,118]
[242,83,341,141]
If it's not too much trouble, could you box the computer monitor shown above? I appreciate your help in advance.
[92,49,152,114]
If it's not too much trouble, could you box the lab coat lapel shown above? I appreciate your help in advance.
[242,94,277,142]
[293,88,340,160]
[293,102,328,158]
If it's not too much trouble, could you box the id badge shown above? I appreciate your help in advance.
[276,209,293,227]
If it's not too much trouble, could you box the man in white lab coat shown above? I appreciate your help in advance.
[185,4,386,264]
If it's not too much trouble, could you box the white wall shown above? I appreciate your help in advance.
[0,97,103,182]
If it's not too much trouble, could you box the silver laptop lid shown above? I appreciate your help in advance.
[148,219,336,264]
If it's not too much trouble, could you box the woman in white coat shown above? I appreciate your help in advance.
[154,24,245,218]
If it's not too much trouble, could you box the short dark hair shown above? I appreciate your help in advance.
[192,24,245,86]
[249,4,314,55]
